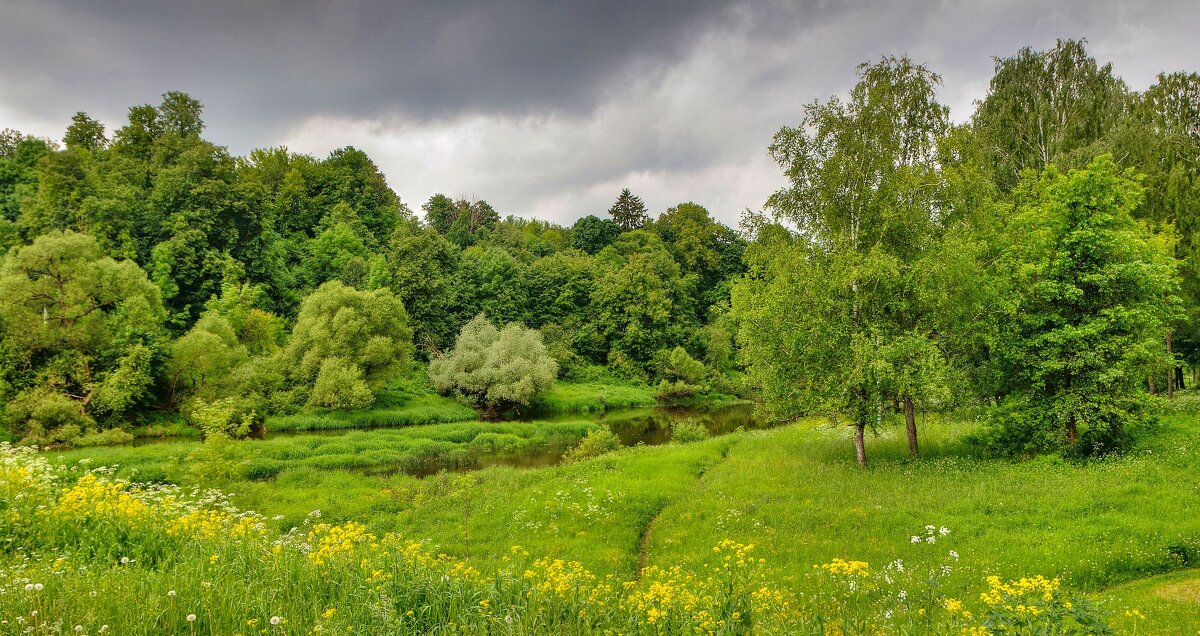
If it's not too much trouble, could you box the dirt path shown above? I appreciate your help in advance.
[635,439,740,579]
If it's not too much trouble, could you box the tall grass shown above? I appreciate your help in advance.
[28,413,1197,632]
[531,382,658,415]
[1,443,1115,634]
[267,394,478,432]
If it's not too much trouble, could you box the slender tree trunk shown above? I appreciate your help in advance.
[1167,332,1175,399]
[1149,378,1158,395]
[1066,414,1077,446]
[1177,365,1186,391]
[854,422,867,469]
[903,395,918,457]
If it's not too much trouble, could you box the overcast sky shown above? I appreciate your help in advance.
[1,0,1197,226]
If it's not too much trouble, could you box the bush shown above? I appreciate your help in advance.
[5,389,96,445]
[656,379,700,401]
[428,315,557,418]
[187,397,259,440]
[309,358,375,410]
[74,428,135,447]
[970,396,1153,458]
[664,346,708,385]
[562,426,621,463]
[671,418,710,444]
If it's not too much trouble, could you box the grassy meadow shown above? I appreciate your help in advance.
[4,409,1197,633]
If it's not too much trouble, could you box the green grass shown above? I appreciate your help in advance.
[24,410,1200,632]
[384,414,1200,631]
[266,394,479,432]
[530,381,658,415]
[1100,568,1200,632]
[48,419,597,532]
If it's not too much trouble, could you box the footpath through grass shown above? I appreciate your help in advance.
[28,412,1200,632]
[385,414,1200,632]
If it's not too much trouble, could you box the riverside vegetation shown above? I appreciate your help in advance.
[2,39,1200,633]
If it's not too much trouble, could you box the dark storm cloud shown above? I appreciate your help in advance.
[0,0,730,145]
[2,0,1197,225]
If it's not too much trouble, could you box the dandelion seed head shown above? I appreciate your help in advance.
[270,616,282,625]
[186,614,196,622]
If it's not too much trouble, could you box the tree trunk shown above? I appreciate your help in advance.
[903,395,918,458]
[1167,332,1175,399]
[854,423,867,469]
[1149,378,1158,395]
[1177,365,1186,391]
[1066,414,1077,446]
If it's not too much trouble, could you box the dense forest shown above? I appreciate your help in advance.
[1,39,1198,467]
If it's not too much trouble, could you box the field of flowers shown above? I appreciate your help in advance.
[0,439,1145,635]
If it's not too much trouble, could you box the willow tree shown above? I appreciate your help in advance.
[277,281,413,410]
[735,57,960,467]
[428,315,557,418]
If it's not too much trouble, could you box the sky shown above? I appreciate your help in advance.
[1,0,1197,227]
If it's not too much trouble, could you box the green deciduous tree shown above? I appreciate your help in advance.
[982,156,1178,455]
[0,231,166,442]
[737,57,958,467]
[63,112,107,152]
[974,39,1128,192]
[277,281,413,410]
[383,221,461,353]
[570,215,620,254]
[428,315,557,418]
[591,231,692,377]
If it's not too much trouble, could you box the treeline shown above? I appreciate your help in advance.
[734,40,1200,465]
[1,39,1198,463]
[0,94,745,445]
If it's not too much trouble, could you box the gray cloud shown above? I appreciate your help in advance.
[2,0,1198,227]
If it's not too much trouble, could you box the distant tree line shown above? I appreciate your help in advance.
[0,93,746,444]
[1,39,1197,466]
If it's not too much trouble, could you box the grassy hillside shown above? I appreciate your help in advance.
[19,414,1200,632]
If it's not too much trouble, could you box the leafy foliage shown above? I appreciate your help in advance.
[428,316,558,416]
[0,231,165,442]
[277,281,413,410]
[980,156,1178,454]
